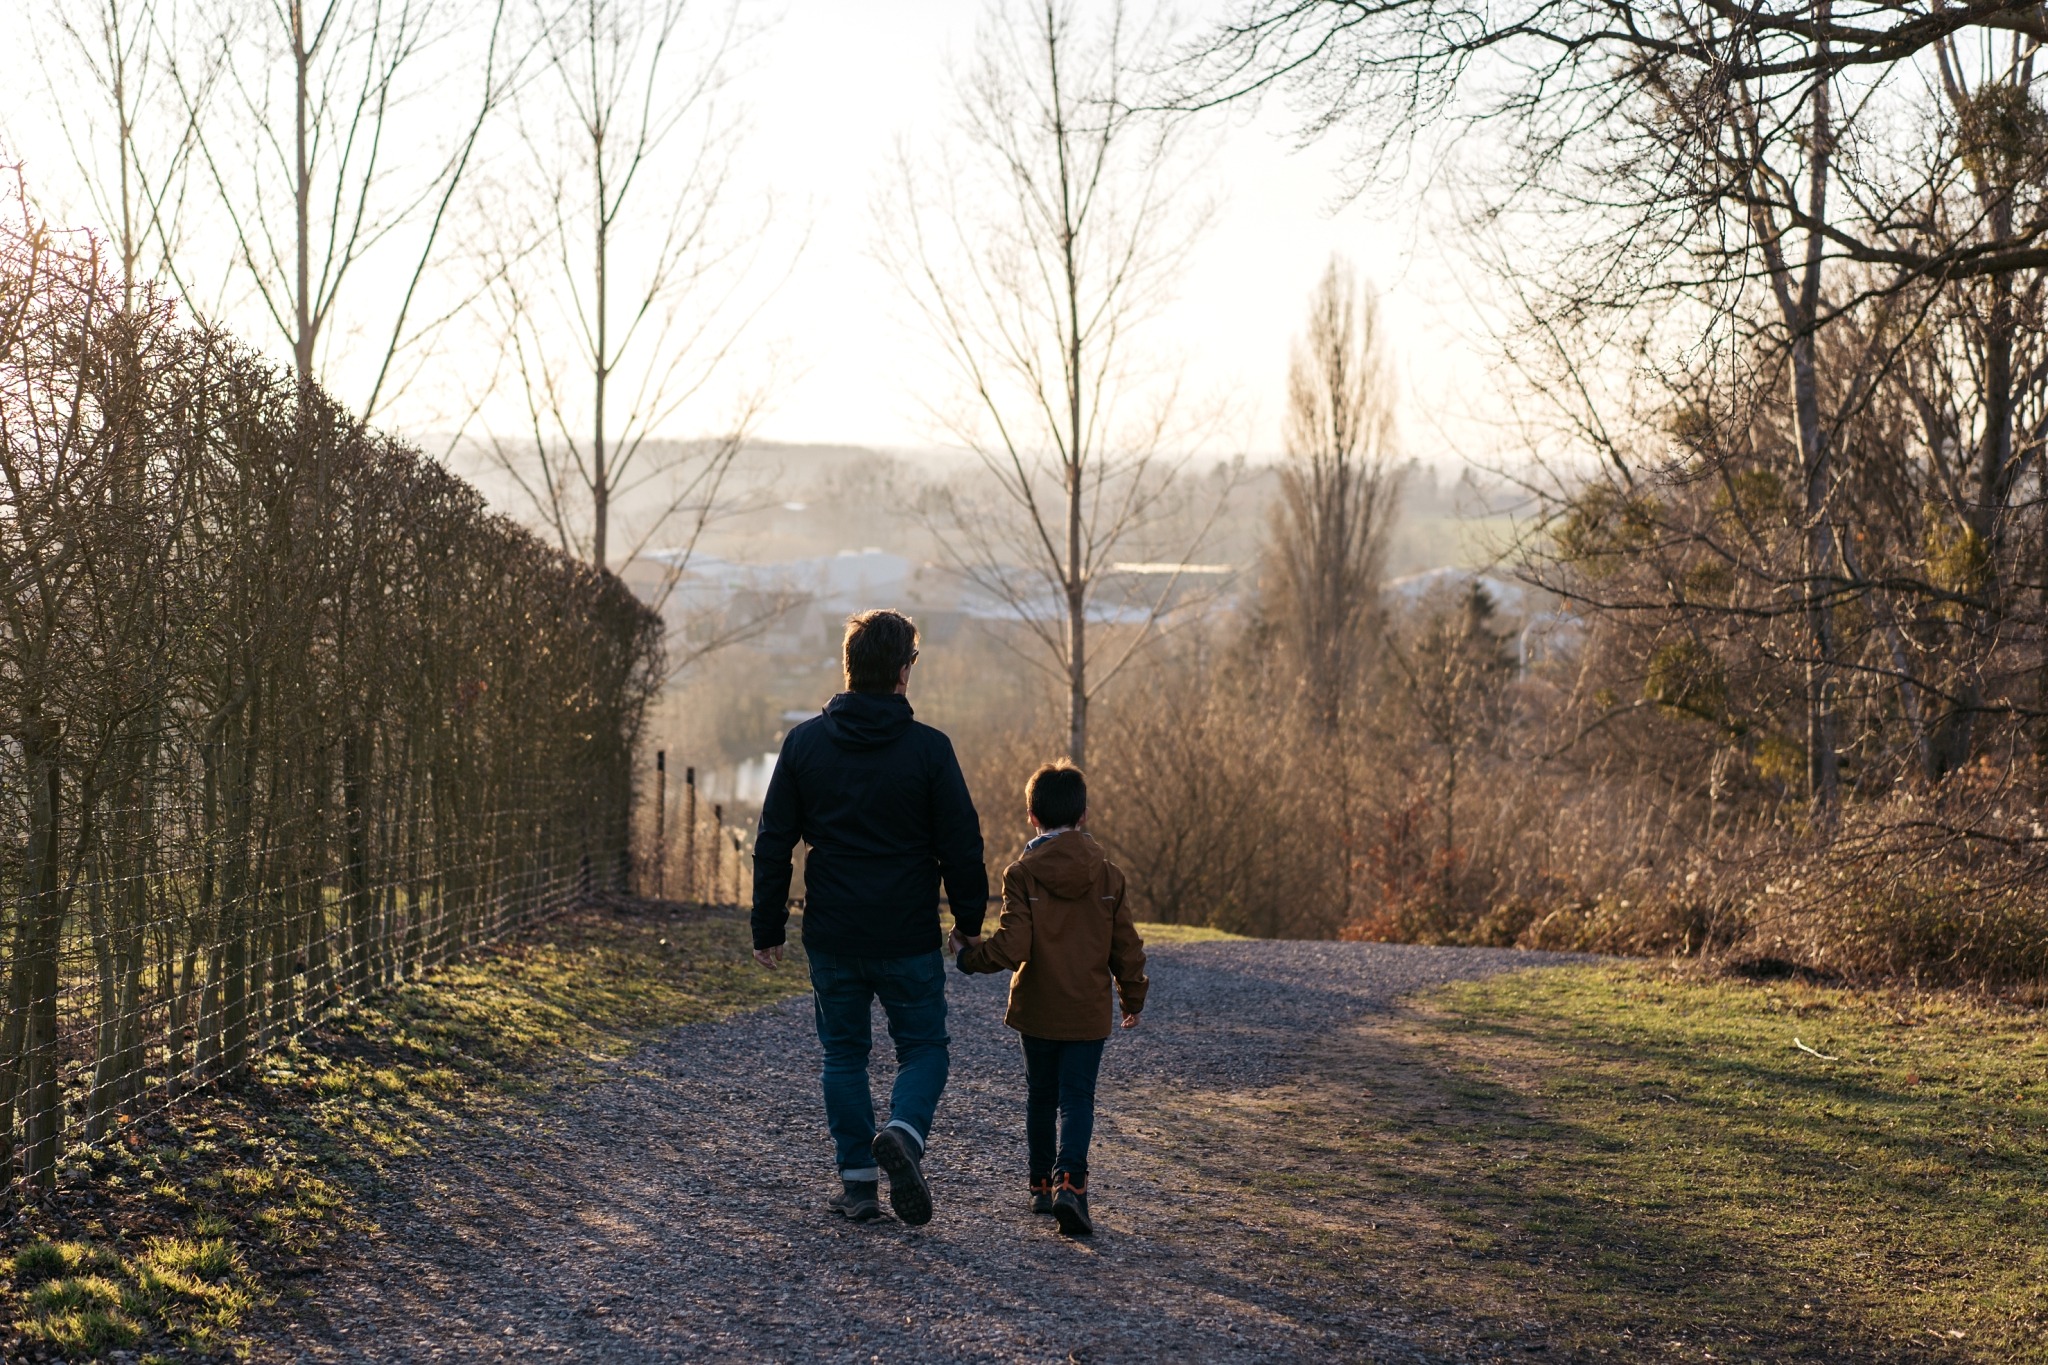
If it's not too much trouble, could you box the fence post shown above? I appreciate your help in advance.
[712,803,724,907]
[683,766,697,903]
[730,830,744,907]
[654,750,667,900]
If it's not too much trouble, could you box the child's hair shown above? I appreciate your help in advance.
[1025,761,1087,829]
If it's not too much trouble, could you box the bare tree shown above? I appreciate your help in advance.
[480,0,778,582]
[30,0,216,311]
[1194,0,2048,821]
[1266,255,1399,728]
[885,0,1218,767]
[1385,581,1517,913]
[1256,256,1400,924]
[1914,42,2048,775]
[168,0,514,418]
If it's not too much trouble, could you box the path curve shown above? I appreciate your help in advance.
[273,939,1582,1364]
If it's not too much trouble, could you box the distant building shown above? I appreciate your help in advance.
[1383,566,1532,616]
[619,549,1242,658]
[620,548,932,658]
[1383,567,1582,674]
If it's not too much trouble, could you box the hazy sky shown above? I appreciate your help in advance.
[0,0,1500,467]
[731,0,1493,461]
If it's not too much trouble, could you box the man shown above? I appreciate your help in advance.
[751,609,988,1226]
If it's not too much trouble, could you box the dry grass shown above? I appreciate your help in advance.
[1131,921,1249,944]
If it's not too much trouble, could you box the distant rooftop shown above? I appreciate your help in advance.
[1107,561,1235,575]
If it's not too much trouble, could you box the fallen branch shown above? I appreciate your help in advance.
[1792,1037,1839,1061]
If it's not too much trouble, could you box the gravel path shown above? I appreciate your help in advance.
[274,939,1586,1364]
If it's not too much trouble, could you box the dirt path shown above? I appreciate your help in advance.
[267,940,1585,1364]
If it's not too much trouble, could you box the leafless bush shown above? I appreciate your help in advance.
[1094,641,1333,936]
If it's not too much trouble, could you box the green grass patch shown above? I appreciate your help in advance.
[20,1272,145,1354]
[275,904,811,1165]
[1411,964,2048,1359]
[1142,959,2046,1361]
[11,1236,253,1357]
[1133,920,1249,944]
[13,1239,118,1282]
[2,903,805,1362]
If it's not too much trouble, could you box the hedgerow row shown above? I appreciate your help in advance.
[0,199,662,1197]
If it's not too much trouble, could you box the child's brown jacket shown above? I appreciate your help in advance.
[957,830,1148,1040]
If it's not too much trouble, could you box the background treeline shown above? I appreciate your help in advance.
[995,0,2048,995]
[0,198,662,1197]
[955,234,2048,992]
[757,0,2045,997]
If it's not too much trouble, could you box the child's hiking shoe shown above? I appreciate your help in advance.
[1051,1171,1092,1236]
[828,1179,881,1222]
[1029,1177,1055,1216]
[871,1125,933,1226]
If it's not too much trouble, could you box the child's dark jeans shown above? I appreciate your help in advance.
[1020,1034,1106,1181]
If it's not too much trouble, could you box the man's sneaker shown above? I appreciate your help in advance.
[871,1125,933,1226]
[1029,1177,1055,1216]
[1051,1171,1092,1236]
[828,1179,881,1222]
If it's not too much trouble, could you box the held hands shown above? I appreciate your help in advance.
[753,945,785,970]
[948,928,984,955]
[1121,1012,1140,1030]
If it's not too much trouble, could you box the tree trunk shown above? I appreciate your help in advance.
[1795,331,1842,819]
[84,860,120,1143]
[1064,402,1086,764]
[17,720,65,1187]
[1790,41,1841,825]
[342,731,372,995]
[592,133,611,568]
[2039,453,2048,795]
[292,0,315,382]
[1935,205,2019,778]
[221,705,257,1073]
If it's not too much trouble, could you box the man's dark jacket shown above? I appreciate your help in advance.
[751,691,988,958]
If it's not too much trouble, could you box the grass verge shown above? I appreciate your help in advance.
[1138,961,2048,1365]
[1418,964,2048,1360]
[1153,961,2047,1363]
[1133,921,1248,944]
[0,901,807,1363]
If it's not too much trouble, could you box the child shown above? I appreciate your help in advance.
[951,761,1147,1236]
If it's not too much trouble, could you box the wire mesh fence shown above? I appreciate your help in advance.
[0,197,663,1205]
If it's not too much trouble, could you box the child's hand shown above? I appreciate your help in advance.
[948,929,982,954]
[1121,1012,1139,1029]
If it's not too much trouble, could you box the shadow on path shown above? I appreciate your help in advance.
[269,941,1590,1364]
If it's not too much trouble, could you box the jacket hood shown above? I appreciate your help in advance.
[820,690,914,752]
[1018,830,1106,899]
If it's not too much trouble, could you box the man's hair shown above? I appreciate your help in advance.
[1025,761,1087,829]
[842,609,919,693]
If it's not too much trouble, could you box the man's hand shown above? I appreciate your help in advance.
[948,929,983,955]
[753,944,785,970]
[1121,1012,1140,1030]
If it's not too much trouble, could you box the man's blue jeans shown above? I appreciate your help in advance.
[805,947,950,1178]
